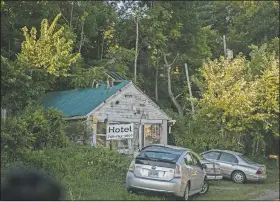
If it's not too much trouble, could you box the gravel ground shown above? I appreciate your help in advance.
[251,188,280,201]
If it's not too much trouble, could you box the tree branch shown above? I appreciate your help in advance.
[163,53,179,67]
[169,53,179,66]
[175,93,183,100]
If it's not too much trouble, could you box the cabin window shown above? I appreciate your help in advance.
[97,122,106,134]
[96,122,107,147]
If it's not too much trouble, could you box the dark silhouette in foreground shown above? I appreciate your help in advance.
[1,166,63,201]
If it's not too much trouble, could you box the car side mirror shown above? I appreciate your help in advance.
[201,164,207,170]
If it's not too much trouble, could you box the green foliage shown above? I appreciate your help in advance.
[65,120,92,145]
[1,146,163,200]
[171,113,244,153]
[227,1,279,55]
[1,56,47,112]
[1,0,279,168]
[198,43,279,155]
[70,66,106,88]
[1,103,69,159]
[17,13,80,76]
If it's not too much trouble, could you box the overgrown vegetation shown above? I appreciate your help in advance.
[1,146,163,200]
[1,1,279,200]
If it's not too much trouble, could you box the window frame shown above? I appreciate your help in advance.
[202,151,221,160]
[217,152,239,164]
[190,153,202,167]
[184,152,194,166]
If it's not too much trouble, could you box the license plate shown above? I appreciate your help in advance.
[148,170,159,177]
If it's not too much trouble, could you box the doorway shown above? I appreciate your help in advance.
[143,124,161,147]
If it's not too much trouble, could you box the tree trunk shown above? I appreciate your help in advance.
[184,63,195,119]
[69,1,74,29]
[134,16,139,83]
[97,40,100,60]
[167,67,183,116]
[101,34,104,61]
[163,53,183,116]
[155,65,158,101]
[78,23,84,53]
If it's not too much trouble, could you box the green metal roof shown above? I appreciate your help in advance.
[42,81,130,117]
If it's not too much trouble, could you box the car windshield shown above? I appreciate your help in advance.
[238,155,254,164]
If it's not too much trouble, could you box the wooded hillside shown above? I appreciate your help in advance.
[1,1,279,158]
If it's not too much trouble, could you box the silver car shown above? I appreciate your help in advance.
[200,149,267,183]
[126,144,209,200]
[192,152,223,180]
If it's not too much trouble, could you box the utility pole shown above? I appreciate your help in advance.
[223,35,227,57]
[184,63,195,119]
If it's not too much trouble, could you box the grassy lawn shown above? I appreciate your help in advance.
[63,167,279,201]
[191,168,280,201]
[3,146,279,201]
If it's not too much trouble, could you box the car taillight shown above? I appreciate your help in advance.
[174,164,182,178]
[128,161,135,172]
[256,168,263,174]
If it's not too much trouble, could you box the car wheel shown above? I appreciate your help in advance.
[231,170,246,183]
[183,182,190,201]
[199,179,209,194]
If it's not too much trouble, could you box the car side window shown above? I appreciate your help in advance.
[218,152,238,163]
[184,153,194,165]
[191,153,201,167]
[202,151,220,160]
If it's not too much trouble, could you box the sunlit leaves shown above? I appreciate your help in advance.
[200,43,279,137]
[17,13,80,77]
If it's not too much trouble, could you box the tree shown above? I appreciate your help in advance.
[1,103,69,160]
[1,56,46,111]
[17,13,80,76]
[199,42,279,155]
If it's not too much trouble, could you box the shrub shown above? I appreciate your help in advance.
[1,103,69,160]
[1,146,161,200]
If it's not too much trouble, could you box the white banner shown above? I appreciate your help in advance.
[106,123,134,140]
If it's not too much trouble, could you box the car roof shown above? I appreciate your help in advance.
[149,144,189,151]
[203,149,242,155]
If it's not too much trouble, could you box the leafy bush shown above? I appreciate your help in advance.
[171,113,244,153]
[1,103,69,160]
[1,145,162,200]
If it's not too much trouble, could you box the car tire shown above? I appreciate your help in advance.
[183,182,190,201]
[231,170,246,183]
[199,178,209,194]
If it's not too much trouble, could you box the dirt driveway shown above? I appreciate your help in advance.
[251,188,279,201]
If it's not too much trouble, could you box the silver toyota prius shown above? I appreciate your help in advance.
[126,144,209,200]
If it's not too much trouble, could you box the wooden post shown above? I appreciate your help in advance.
[184,63,195,119]
[223,35,227,57]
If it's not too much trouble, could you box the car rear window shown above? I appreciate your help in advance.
[139,151,180,161]
[137,146,183,163]
[135,158,177,168]
[238,155,254,164]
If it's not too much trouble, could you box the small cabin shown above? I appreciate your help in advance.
[42,74,175,155]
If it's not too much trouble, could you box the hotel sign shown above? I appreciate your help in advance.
[106,123,134,140]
